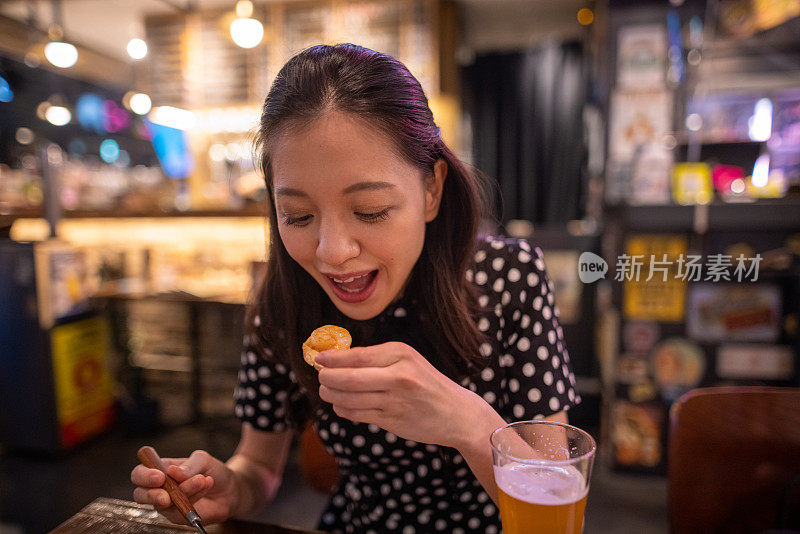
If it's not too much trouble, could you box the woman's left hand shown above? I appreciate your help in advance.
[315,342,481,448]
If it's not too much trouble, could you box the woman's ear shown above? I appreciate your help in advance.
[424,158,448,222]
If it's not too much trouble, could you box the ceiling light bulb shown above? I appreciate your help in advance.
[127,38,148,60]
[230,17,263,48]
[236,0,254,18]
[129,92,152,115]
[46,105,72,126]
[44,41,78,68]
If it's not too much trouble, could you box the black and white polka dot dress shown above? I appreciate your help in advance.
[235,235,580,533]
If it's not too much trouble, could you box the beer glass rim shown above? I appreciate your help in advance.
[489,420,597,465]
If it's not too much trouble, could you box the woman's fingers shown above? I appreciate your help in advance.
[318,367,394,391]
[166,450,214,482]
[318,386,387,410]
[316,342,405,368]
[133,486,172,507]
[132,451,225,527]
[181,476,214,502]
[132,465,211,497]
[131,465,165,487]
[177,474,212,497]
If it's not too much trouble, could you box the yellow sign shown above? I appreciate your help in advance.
[672,163,712,205]
[623,235,688,322]
[51,316,116,447]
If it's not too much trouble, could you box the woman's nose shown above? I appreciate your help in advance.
[316,219,360,266]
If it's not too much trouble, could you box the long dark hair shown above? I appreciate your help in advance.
[247,43,492,425]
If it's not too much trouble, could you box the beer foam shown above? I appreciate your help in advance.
[494,462,587,506]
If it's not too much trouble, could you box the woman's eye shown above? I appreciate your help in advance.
[283,214,312,226]
[356,208,391,223]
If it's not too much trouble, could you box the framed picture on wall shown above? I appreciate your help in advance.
[609,90,673,164]
[617,24,667,90]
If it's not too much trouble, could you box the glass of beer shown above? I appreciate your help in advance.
[490,420,596,534]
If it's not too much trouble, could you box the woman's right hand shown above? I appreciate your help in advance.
[131,450,240,525]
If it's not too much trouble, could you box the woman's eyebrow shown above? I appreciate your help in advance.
[276,181,396,197]
[342,181,396,194]
[275,187,307,197]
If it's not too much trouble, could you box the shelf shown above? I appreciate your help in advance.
[608,198,800,232]
[1,205,268,224]
[675,138,764,147]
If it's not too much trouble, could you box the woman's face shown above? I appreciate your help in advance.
[271,111,446,320]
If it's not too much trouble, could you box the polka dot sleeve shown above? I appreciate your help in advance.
[498,239,580,420]
[233,339,300,433]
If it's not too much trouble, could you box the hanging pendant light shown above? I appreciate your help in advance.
[44,1,78,69]
[38,94,72,126]
[127,38,148,60]
[44,25,78,68]
[230,1,263,49]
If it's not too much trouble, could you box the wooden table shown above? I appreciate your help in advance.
[49,498,324,534]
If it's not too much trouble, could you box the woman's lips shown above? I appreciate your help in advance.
[325,270,379,303]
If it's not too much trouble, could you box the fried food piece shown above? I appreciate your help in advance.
[302,325,352,370]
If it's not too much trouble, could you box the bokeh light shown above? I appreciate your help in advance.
[15,127,34,145]
[577,8,594,26]
[685,113,703,132]
[100,139,120,163]
[129,93,152,115]
[127,38,148,60]
[230,17,264,49]
[44,41,78,68]
[68,138,87,156]
[115,149,131,167]
[209,143,227,162]
[46,105,72,126]
[77,93,106,134]
[0,74,13,102]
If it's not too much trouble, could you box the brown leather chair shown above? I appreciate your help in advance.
[668,387,800,534]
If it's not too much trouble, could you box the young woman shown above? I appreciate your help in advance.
[131,43,579,533]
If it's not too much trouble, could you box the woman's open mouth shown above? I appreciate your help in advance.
[325,270,379,303]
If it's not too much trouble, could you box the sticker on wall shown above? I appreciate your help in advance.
[617,353,650,384]
[672,162,713,206]
[611,401,664,468]
[623,234,688,322]
[687,284,782,342]
[609,91,673,163]
[624,321,661,353]
[51,315,116,448]
[628,381,658,403]
[716,344,795,381]
[650,338,705,402]
[616,24,667,90]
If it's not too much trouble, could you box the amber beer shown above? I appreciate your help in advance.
[494,463,588,534]
[490,421,596,534]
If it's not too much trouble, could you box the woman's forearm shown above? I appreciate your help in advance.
[226,453,283,518]
[451,392,508,506]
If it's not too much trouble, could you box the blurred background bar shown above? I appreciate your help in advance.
[0,0,799,533]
